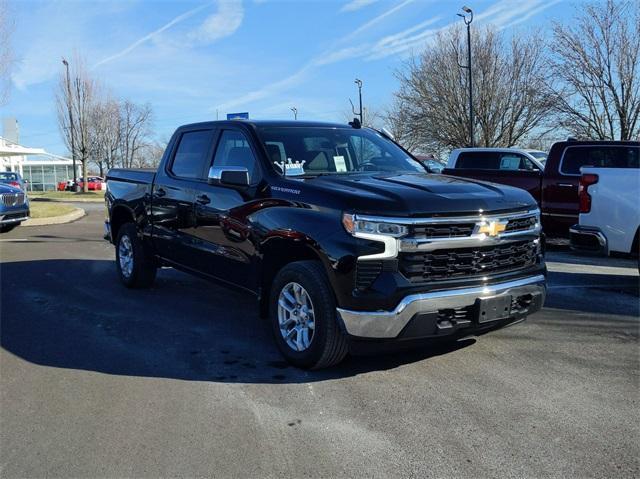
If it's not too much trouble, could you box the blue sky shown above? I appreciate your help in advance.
[4,0,573,155]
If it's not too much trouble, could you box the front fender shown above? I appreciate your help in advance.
[249,205,384,308]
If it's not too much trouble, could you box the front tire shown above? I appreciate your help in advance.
[269,261,348,369]
[115,223,157,288]
[0,224,17,233]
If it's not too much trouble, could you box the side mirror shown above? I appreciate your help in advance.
[208,166,250,188]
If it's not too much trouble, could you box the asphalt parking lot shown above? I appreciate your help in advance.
[1,205,638,478]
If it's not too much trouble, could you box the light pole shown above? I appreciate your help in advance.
[62,58,78,191]
[457,6,474,147]
[291,107,298,120]
[355,78,363,125]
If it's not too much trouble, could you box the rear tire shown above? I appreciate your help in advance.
[0,224,16,233]
[115,223,157,288]
[269,261,348,369]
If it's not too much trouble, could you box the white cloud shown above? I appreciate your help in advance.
[366,0,560,60]
[189,0,244,43]
[217,0,417,110]
[94,0,244,69]
[213,0,559,113]
[93,3,210,68]
[340,0,379,13]
[341,0,416,42]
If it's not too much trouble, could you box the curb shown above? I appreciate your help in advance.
[22,207,86,227]
[30,197,104,203]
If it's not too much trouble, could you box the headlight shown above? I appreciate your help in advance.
[342,213,408,238]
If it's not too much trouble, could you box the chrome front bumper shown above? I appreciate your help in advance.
[337,275,546,338]
[0,213,29,225]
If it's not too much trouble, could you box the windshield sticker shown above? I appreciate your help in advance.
[275,158,306,176]
[333,156,347,172]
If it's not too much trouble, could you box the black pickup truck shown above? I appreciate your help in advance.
[105,120,546,369]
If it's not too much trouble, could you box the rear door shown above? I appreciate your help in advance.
[189,127,264,291]
[542,144,639,236]
[151,128,216,268]
[446,151,542,199]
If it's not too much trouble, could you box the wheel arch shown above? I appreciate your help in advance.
[258,236,327,318]
[110,204,136,243]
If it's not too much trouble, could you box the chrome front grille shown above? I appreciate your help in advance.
[399,240,538,283]
[351,209,541,284]
[1,193,25,207]
[409,223,475,239]
[505,216,537,233]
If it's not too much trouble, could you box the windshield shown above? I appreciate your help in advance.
[529,151,547,161]
[257,127,425,177]
[0,172,18,181]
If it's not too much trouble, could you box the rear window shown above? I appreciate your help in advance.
[170,130,214,179]
[561,146,639,175]
[456,152,500,169]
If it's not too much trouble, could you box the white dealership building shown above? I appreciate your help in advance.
[1,118,78,191]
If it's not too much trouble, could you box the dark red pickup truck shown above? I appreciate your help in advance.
[443,141,640,237]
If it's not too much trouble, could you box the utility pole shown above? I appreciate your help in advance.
[457,6,474,147]
[62,57,78,191]
[350,78,364,125]
[290,107,298,120]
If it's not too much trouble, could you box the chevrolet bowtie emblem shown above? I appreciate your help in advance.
[478,221,507,237]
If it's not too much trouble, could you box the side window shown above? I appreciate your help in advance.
[498,154,522,170]
[170,130,214,179]
[456,152,500,169]
[213,130,259,183]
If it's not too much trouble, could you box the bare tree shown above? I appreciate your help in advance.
[55,58,98,192]
[389,25,556,151]
[550,0,640,140]
[118,100,153,168]
[89,97,121,176]
[133,140,166,169]
[0,0,14,105]
[383,98,428,154]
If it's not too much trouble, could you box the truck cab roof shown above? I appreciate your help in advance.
[179,119,355,131]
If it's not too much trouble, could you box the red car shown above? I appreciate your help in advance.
[62,177,104,191]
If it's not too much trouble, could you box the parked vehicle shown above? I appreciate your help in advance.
[105,120,546,369]
[526,150,548,164]
[0,183,29,233]
[77,177,103,191]
[570,161,639,263]
[443,142,640,236]
[415,155,445,173]
[0,171,26,190]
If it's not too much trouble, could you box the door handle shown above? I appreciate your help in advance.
[556,183,575,188]
[155,187,167,197]
[196,194,211,205]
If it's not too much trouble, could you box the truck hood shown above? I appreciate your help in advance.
[284,172,536,216]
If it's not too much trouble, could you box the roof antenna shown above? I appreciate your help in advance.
[349,117,361,129]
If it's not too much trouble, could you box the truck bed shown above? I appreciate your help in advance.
[106,168,156,184]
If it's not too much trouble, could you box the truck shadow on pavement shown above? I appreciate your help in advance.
[1,259,475,384]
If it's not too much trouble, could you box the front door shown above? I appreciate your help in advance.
[189,128,264,291]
